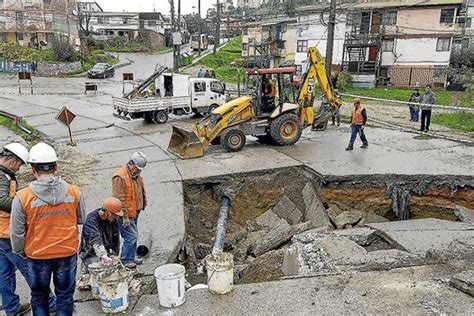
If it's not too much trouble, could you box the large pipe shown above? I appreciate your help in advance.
[136,231,153,257]
[211,195,230,255]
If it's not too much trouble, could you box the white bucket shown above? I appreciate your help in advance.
[206,252,234,294]
[154,264,186,308]
[97,269,131,313]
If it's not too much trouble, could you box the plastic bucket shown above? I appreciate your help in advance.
[97,268,131,313]
[206,252,234,294]
[88,262,117,299]
[154,264,186,308]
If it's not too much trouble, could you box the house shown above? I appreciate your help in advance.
[0,0,79,48]
[237,0,265,9]
[342,0,464,87]
[293,4,348,75]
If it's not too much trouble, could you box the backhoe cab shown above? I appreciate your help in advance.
[167,47,342,159]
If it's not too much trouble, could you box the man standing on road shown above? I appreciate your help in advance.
[77,197,123,290]
[420,84,436,132]
[0,143,32,316]
[112,152,147,269]
[346,98,368,151]
[10,143,86,316]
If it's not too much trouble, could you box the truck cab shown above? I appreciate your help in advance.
[189,78,226,114]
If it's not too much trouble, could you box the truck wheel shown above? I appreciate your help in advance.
[153,110,168,124]
[208,104,219,114]
[270,113,302,146]
[221,128,246,152]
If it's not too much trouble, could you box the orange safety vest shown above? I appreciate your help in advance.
[17,184,80,259]
[351,106,365,125]
[0,173,16,239]
[113,166,144,219]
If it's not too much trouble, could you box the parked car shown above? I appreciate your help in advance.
[87,63,115,79]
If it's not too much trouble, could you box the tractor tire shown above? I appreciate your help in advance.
[270,113,302,146]
[153,110,168,124]
[221,128,246,152]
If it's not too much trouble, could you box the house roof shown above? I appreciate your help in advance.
[139,12,164,20]
[348,0,463,10]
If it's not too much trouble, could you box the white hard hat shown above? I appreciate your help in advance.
[130,151,147,170]
[3,143,29,164]
[28,142,58,164]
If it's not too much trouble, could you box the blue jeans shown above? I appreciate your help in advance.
[118,213,139,263]
[349,125,368,145]
[409,107,419,121]
[0,238,56,315]
[27,254,77,316]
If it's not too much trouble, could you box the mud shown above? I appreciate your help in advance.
[181,167,474,284]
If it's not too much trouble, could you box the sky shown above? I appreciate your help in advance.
[95,0,234,16]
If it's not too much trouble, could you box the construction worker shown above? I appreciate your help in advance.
[331,89,341,126]
[77,197,123,290]
[10,142,85,316]
[0,143,33,316]
[112,152,147,269]
[346,98,368,151]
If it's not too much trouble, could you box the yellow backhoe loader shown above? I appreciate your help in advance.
[167,47,342,159]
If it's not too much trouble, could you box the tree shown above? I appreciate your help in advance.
[449,43,474,97]
[51,35,76,62]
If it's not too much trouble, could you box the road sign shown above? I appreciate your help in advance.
[56,107,76,126]
[173,32,182,45]
[18,71,33,94]
[56,107,76,146]
[123,73,134,81]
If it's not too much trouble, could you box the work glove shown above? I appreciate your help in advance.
[100,255,113,266]
[122,217,131,228]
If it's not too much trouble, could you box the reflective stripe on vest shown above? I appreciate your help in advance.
[114,166,138,218]
[351,106,364,125]
[0,174,16,239]
[17,184,80,259]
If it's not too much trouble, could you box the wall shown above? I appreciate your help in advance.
[36,61,82,76]
[389,37,452,65]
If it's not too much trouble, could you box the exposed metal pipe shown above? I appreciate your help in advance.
[136,231,153,257]
[211,195,230,255]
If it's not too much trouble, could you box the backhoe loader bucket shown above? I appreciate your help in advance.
[167,126,205,159]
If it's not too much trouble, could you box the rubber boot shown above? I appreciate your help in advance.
[345,144,353,151]
[361,143,368,149]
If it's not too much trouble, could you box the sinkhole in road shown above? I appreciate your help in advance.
[178,166,473,285]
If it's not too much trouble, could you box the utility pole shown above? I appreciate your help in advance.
[214,0,220,54]
[169,0,178,72]
[176,0,181,72]
[198,0,201,56]
[325,0,336,75]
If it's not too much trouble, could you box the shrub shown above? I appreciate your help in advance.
[336,71,352,90]
[51,36,77,62]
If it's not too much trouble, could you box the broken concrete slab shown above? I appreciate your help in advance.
[271,195,302,225]
[449,270,474,297]
[302,182,330,228]
[455,205,474,224]
[366,219,474,259]
[255,209,281,229]
[237,249,285,284]
[282,248,299,276]
[333,210,364,229]
[364,212,390,224]
[251,219,292,256]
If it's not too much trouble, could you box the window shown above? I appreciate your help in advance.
[210,81,224,94]
[17,32,24,41]
[296,65,302,75]
[118,31,124,36]
[297,40,308,53]
[383,11,397,25]
[0,32,7,43]
[436,38,451,51]
[148,20,156,26]
[45,32,54,43]
[242,43,248,52]
[194,82,206,92]
[440,9,455,24]
[467,18,472,28]
[16,12,24,22]
[382,39,394,52]
[98,17,109,24]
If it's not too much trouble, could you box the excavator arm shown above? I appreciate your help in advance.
[298,47,342,129]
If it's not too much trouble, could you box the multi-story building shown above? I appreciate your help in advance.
[237,0,264,9]
[343,0,464,87]
[0,0,79,47]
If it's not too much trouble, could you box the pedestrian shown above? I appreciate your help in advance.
[77,197,123,290]
[408,88,421,122]
[345,98,368,150]
[210,70,216,79]
[30,60,37,74]
[331,89,341,126]
[420,84,436,132]
[0,143,33,316]
[112,152,147,269]
[204,70,211,78]
[197,68,204,78]
[10,142,86,316]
